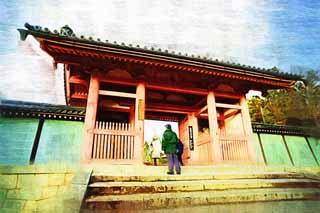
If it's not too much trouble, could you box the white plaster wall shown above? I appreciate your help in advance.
[0,37,65,104]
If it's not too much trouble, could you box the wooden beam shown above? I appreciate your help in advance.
[146,103,198,114]
[100,107,130,113]
[69,76,88,87]
[100,77,138,87]
[214,92,241,99]
[100,77,208,96]
[216,103,242,109]
[146,108,188,114]
[99,77,242,100]
[99,90,137,99]
[224,109,240,119]
[195,105,208,117]
[99,76,242,99]
[71,93,88,99]
[198,114,208,119]
[198,113,222,120]
[147,83,208,96]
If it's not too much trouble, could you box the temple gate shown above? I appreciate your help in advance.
[18,23,299,165]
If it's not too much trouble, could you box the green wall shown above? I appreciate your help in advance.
[252,133,320,167]
[0,117,38,165]
[0,118,84,165]
[308,137,320,164]
[285,136,318,166]
[259,134,292,166]
[1,116,319,167]
[35,120,84,164]
[252,133,265,164]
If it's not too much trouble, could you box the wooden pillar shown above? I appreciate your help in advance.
[65,65,71,105]
[219,113,226,137]
[187,112,199,164]
[129,105,135,126]
[240,96,256,162]
[81,73,100,162]
[134,81,145,163]
[207,91,222,163]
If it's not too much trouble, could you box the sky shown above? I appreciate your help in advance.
[0,0,319,103]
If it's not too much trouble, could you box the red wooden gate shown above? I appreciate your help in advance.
[92,121,135,160]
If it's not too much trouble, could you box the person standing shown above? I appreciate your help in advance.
[176,139,184,166]
[161,124,181,175]
[150,134,161,166]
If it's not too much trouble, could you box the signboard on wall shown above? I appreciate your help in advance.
[188,126,194,151]
[138,99,145,120]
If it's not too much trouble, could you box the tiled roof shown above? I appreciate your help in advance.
[18,23,302,81]
[0,100,85,121]
[252,122,318,137]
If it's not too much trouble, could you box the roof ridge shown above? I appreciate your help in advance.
[0,99,85,110]
[18,22,303,81]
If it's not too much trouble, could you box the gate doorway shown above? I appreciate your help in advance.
[144,120,179,144]
[143,119,179,165]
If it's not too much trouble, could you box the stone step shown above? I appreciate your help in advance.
[86,178,320,196]
[91,165,320,176]
[84,188,320,211]
[91,172,307,182]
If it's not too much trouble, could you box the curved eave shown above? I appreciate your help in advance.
[18,28,299,88]
[0,100,85,121]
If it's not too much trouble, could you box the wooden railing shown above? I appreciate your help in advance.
[197,134,211,163]
[196,132,250,162]
[92,121,135,160]
[197,134,211,146]
[219,135,249,161]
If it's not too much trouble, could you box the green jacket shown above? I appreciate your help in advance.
[161,129,178,154]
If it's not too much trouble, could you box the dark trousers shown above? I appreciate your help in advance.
[167,153,181,174]
[153,158,158,166]
[177,154,183,166]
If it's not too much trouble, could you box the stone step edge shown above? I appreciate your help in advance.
[89,178,320,187]
[86,179,320,196]
[84,188,320,210]
[92,171,299,176]
[91,173,308,182]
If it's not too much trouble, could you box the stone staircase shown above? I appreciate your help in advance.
[81,166,320,212]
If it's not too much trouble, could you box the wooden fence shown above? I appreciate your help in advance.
[196,132,249,162]
[197,134,212,163]
[92,121,135,160]
[219,135,249,161]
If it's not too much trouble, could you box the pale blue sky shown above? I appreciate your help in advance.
[1,0,319,72]
[0,0,319,102]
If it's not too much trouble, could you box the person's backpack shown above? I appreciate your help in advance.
[176,139,184,155]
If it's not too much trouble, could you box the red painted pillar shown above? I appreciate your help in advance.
[81,73,100,162]
[134,81,145,164]
[207,91,222,163]
[129,105,135,126]
[240,96,256,162]
[187,112,199,164]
